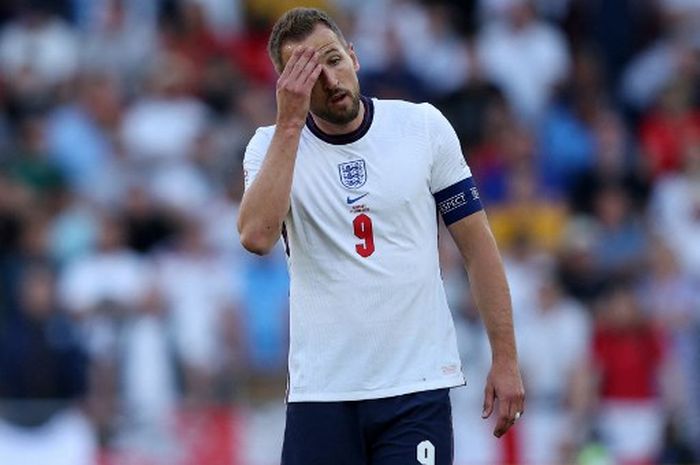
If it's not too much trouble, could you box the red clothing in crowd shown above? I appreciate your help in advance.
[592,324,665,400]
[639,110,700,178]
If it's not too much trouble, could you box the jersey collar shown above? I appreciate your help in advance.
[305,96,374,145]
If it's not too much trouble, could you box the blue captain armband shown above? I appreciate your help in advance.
[434,177,483,226]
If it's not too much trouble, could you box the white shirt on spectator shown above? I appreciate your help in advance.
[517,293,591,464]
[156,245,236,373]
[58,249,150,314]
[651,174,700,278]
[477,17,569,122]
[121,97,208,162]
[0,16,79,85]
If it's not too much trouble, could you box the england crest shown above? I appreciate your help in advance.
[338,159,367,189]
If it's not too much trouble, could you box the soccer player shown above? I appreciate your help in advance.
[237,7,524,465]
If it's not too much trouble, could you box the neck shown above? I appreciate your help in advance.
[310,99,365,135]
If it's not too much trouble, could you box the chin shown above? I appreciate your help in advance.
[333,111,357,125]
[330,105,360,125]
[317,110,356,126]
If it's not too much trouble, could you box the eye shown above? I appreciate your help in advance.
[328,56,341,66]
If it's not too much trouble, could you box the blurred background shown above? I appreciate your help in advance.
[0,0,699,464]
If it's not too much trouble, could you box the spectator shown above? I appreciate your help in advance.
[649,132,700,278]
[0,263,95,465]
[46,72,123,203]
[2,114,64,196]
[639,77,700,178]
[568,110,649,215]
[120,53,208,164]
[449,285,500,465]
[488,162,568,254]
[517,269,591,465]
[0,3,78,88]
[46,187,98,265]
[537,51,608,194]
[120,184,177,255]
[621,37,699,114]
[589,184,649,279]
[156,216,241,399]
[640,238,700,454]
[79,0,157,87]
[556,216,607,305]
[121,286,179,426]
[0,263,87,421]
[589,281,666,465]
[477,0,570,123]
[58,214,150,319]
[239,247,289,379]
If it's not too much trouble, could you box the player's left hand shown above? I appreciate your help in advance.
[481,360,525,438]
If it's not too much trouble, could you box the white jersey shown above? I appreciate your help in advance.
[243,98,475,402]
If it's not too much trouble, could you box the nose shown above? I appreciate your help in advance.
[319,67,338,91]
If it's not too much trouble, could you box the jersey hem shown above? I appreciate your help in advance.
[286,375,466,403]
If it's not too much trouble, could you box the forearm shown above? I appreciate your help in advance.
[237,126,301,254]
[465,239,517,364]
[449,212,524,435]
[449,212,517,364]
[238,44,323,255]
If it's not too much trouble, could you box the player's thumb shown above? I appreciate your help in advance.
[482,384,495,419]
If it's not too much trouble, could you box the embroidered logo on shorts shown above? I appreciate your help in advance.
[338,159,367,189]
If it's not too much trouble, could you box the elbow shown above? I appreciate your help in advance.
[239,228,276,255]
[237,209,280,255]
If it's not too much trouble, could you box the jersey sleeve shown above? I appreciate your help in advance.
[242,126,274,190]
[424,104,483,225]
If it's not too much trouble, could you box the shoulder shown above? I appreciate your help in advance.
[373,98,447,130]
[248,124,276,146]
[373,98,439,117]
[245,124,276,156]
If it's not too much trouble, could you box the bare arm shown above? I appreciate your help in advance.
[237,47,322,255]
[447,210,525,437]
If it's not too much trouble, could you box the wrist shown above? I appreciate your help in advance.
[276,119,306,134]
[492,351,518,367]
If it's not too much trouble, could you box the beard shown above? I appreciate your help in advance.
[311,87,361,126]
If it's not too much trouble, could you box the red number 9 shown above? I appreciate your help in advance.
[353,214,375,257]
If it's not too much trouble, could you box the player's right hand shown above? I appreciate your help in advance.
[276,46,323,130]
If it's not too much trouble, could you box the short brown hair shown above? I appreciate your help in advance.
[267,7,347,73]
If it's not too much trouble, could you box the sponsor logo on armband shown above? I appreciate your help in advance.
[433,177,483,225]
[470,187,480,200]
[438,193,467,215]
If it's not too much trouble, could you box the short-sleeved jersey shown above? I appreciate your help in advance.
[244,97,476,402]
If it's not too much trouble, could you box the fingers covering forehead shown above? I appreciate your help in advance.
[279,26,345,69]
[288,48,318,81]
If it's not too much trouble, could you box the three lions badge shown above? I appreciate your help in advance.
[338,160,367,190]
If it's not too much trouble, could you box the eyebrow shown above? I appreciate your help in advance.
[317,43,341,56]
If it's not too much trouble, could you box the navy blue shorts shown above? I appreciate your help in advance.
[281,388,453,465]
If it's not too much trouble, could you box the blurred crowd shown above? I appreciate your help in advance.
[0,0,699,464]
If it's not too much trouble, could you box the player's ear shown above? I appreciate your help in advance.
[348,42,360,72]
